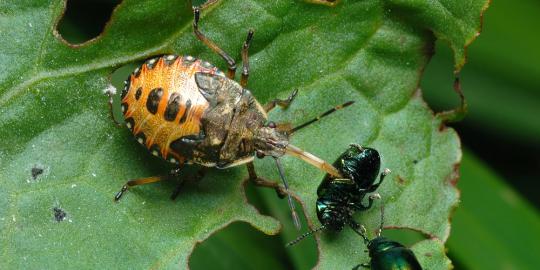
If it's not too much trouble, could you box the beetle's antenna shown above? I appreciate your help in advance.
[274,157,301,230]
[284,144,342,178]
[289,101,355,134]
[377,203,385,237]
[350,221,370,244]
[286,225,326,247]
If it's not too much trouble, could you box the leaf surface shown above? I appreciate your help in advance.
[0,0,488,269]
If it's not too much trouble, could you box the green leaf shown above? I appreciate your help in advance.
[382,0,489,73]
[0,0,487,269]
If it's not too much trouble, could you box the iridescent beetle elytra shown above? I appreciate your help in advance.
[354,206,423,270]
[107,7,352,228]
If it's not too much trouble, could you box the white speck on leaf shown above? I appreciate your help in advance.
[103,84,117,95]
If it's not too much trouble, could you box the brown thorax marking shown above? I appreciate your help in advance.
[190,71,297,169]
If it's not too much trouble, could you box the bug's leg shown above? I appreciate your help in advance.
[115,167,183,201]
[240,29,254,88]
[105,87,122,127]
[264,89,298,112]
[246,162,287,198]
[193,8,236,79]
[170,167,206,200]
[114,176,166,201]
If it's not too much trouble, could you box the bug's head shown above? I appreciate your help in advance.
[316,198,349,232]
[338,145,381,188]
[253,121,289,158]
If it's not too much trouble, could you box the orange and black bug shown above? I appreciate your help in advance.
[107,7,352,228]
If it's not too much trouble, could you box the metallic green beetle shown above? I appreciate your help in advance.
[355,236,422,270]
[353,207,422,270]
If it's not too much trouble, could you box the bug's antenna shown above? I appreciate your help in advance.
[284,144,342,178]
[289,101,355,134]
[377,202,385,237]
[274,157,301,230]
[286,225,326,247]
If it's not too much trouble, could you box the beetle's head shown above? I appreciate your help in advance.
[338,145,381,188]
[367,236,404,257]
[254,121,289,158]
[316,198,349,232]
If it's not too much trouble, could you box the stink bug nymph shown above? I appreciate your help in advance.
[286,144,389,245]
[107,7,352,228]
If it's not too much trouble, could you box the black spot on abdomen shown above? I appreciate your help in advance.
[164,93,181,121]
[179,99,192,123]
[146,87,163,114]
[135,87,142,100]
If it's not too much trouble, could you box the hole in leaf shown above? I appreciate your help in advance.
[56,0,122,44]
[243,182,317,269]
[190,222,297,270]
[53,207,67,222]
[380,228,428,247]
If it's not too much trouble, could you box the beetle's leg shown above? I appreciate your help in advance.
[264,89,298,112]
[114,167,183,201]
[193,8,236,79]
[246,162,287,198]
[105,87,122,127]
[349,221,370,244]
[170,168,206,200]
[240,29,254,87]
[352,193,381,211]
[366,168,390,193]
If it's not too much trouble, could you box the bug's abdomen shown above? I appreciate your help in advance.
[120,55,224,164]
